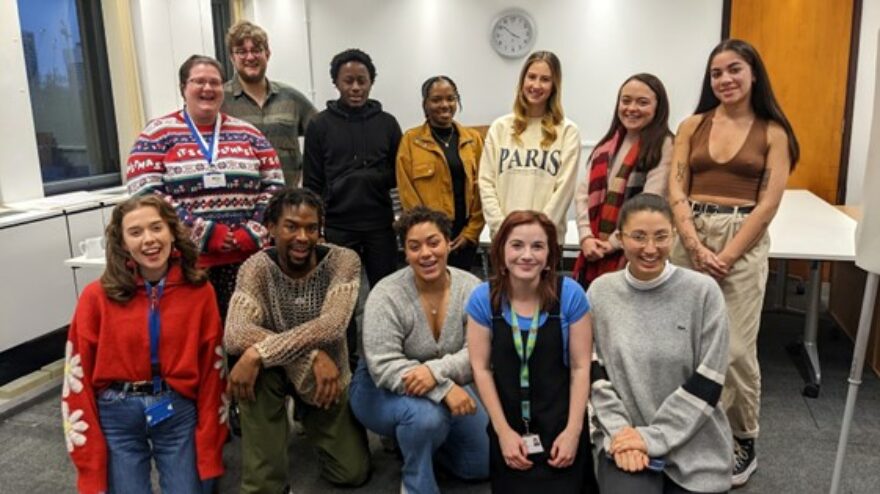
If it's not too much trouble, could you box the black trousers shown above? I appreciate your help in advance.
[324,226,398,288]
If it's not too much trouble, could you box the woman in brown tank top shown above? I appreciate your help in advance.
[667,39,799,488]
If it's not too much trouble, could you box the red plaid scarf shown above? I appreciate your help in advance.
[573,131,643,287]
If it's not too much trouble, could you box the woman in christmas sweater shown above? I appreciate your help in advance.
[63,195,227,494]
[126,54,284,318]
[478,51,581,245]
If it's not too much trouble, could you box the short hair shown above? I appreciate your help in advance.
[420,75,462,112]
[394,206,452,245]
[102,195,206,303]
[489,210,561,312]
[263,188,324,231]
[330,49,376,83]
[178,54,223,96]
[226,20,269,54]
[617,193,674,231]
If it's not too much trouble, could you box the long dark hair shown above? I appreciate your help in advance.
[489,211,561,312]
[596,73,672,172]
[695,38,799,168]
[102,195,206,303]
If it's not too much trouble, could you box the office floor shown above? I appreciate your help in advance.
[1,277,878,493]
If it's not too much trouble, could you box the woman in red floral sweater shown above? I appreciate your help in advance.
[63,194,227,494]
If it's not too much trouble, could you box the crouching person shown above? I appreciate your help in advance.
[349,207,490,494]
[225,188,370,493]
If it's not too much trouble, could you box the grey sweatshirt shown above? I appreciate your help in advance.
[588,266,733,493]
[361,266,480,403]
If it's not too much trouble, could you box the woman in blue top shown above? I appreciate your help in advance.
[466,210,597,493]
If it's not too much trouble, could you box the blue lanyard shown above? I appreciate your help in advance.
[182,109,221,166]
[510,305,541,429]
[145,278,166,393]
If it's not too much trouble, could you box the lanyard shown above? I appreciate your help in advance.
[510,305,540,431]
[145,278,166,393]
[182,109,221,166]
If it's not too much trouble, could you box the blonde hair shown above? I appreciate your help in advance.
[512,51,564,149]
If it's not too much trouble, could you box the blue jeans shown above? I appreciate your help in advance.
[97,387,207,494]
[349,361,489,494]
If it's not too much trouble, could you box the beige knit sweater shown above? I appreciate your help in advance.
[224,244,360,406]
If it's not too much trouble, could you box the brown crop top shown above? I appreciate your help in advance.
[689,109,769,202]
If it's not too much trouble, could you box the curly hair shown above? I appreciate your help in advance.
[101,195,206,303]
[393,206,452,246]
[226,20,269,54]
[489,210,561,312]
[512,51,564,149]
[330,48,376,83]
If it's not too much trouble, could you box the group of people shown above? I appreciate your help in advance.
[61,18,798,494]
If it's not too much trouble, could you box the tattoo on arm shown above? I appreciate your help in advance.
[675,161,688,182]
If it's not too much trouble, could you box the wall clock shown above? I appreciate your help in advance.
[490,9,536,59]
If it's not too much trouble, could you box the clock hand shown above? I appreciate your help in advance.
[501,25,521,39]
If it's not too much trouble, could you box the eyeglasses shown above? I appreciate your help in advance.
[187,78,223,89]
[620,231,674,247]
[232,47,265,58]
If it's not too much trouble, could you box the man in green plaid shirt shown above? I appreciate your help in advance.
[223,21,317,187]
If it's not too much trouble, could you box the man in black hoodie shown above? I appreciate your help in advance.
[304,49,402,291]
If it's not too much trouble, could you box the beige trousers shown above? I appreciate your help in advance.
[671,212,770,439]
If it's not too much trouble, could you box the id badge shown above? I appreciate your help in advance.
[522,433,545,455]
[203,172,226,188]
[145,397,175,427]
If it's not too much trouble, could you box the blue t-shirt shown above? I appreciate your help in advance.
[465,276,589,366]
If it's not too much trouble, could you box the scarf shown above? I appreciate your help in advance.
[573,130,645,288]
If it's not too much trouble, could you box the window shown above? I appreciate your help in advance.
[17,0,120,195]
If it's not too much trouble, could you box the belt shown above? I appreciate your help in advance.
[108,381,169,395]
[691,201,755,216]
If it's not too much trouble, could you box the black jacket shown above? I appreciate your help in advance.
[303,99,402,231]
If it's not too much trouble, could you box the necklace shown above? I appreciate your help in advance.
[431,127,454,148]
[418,272,451,316]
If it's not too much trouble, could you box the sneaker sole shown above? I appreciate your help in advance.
[732,457,757,488]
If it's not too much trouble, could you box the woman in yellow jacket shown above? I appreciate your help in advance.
[397,75,485,270]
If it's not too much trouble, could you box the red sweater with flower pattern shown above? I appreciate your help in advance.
[63,264,227,494]
[126,111,284,267]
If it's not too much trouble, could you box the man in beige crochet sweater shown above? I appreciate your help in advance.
[225,188,371,493]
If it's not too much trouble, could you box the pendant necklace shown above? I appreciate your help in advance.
[431,128,454,149]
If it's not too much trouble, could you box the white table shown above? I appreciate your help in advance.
[477,190,857,396]
[766,190,856,397]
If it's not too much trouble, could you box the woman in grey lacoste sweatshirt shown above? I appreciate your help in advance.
[588,193,733,493]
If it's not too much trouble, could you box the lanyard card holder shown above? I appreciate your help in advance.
[145,397,174,427]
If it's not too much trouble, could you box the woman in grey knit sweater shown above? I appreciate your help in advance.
[589,193,733,493]
[349,207,489,494]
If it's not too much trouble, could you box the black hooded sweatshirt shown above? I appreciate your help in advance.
[303,99,402,231]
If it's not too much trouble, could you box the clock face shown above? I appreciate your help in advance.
[491,11,536,59]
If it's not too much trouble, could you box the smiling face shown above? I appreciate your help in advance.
[122,205,173,282]
[710,49,755,106]
[617,78,658,134]
[183,63,224,125]
[521,60,553,114]
[619,210,674,281]
[335,61,372,108]
[231,38,270,84]
[424,79,458,128]
[503,222,549,284]
[268,204,321,278]
[404,221,450,284]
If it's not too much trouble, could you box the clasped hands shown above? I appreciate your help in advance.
[580,237,614,261]
[608,426,650,473]
[402,365,477,416]
[690,244,734,280]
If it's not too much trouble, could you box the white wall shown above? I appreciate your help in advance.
[846,1,880,205]
[0,0,44,203]
[254,0,722,138]
[130,0,216,120]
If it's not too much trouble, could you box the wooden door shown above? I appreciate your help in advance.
[728,0,855,203]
